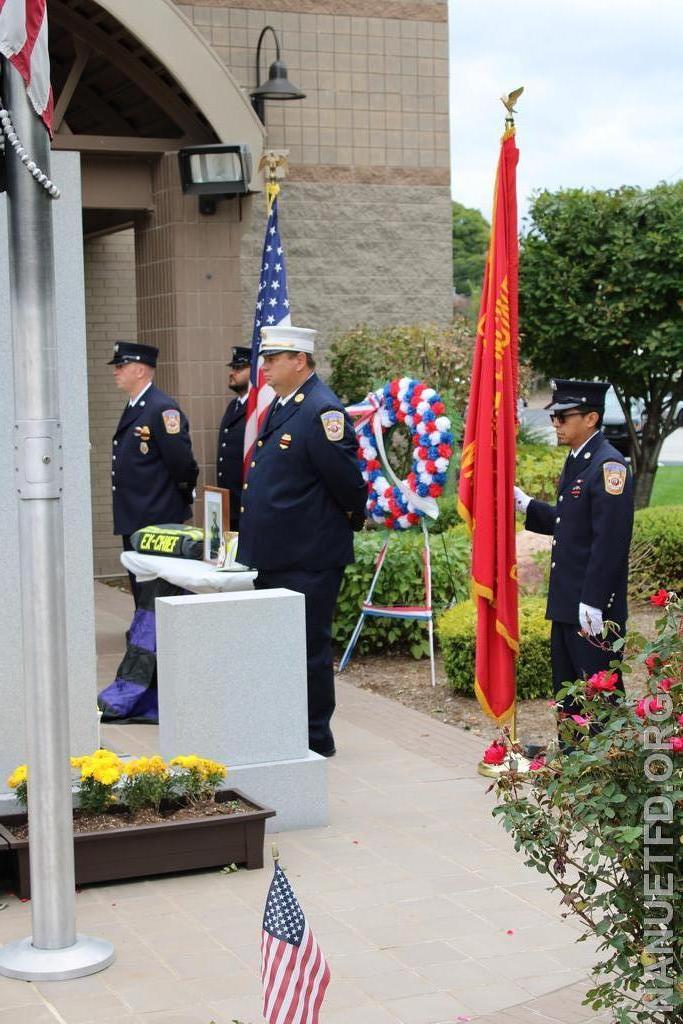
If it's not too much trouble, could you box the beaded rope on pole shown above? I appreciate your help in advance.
[0,99,61,198]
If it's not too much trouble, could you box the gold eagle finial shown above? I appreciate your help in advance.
[258,150,289,183]
[500,87,524,117]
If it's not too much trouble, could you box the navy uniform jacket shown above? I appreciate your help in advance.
[216,396,246,528]
[525,431,634,625]
[112,384,198,536]
[237,374,367,572]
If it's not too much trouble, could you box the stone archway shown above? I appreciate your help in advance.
[47,0,265,576]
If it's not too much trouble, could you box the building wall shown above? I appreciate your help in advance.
[176,0,452,355]
[85,228,138,577]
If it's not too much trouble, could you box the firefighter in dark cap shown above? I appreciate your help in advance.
[109,341,198,605]
[237,326,367,757]
[216,346,251,531]
[514,379,634,719]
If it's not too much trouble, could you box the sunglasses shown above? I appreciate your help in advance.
[549,411,585,425]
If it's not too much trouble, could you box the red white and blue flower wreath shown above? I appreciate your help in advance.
[351,378,453,530]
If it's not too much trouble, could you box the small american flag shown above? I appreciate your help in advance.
[0,0,53,133]
[261,862,330,1024]
[243,193,290,474]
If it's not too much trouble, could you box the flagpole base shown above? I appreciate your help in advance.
[0,934,115,981]
[478,753,532,778]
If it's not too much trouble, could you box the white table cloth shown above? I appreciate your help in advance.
[121,551,256,594]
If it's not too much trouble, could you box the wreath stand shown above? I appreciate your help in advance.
[338,521,437,687]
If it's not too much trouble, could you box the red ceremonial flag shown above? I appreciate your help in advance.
[0,0,53,134]
[457,126,520,724]
[262,862,330,1024]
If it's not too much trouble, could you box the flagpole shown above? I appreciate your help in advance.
[0,61,113,981]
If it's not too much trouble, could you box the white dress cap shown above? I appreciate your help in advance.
[260,325,316,354]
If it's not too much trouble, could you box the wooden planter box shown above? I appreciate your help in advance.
[0,789,275,899]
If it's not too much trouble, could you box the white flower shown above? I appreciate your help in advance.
[417,460,426,473]
[421,388,436,401]
[435,416,450,432]
[416,422,428,435]
[419,471,432,484]
[435,457,449,473]
[429,431,441,445]
[417,401,430,415]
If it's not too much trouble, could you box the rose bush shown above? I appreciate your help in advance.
[489,592,682,1023]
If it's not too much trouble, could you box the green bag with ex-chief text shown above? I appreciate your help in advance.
[130,524,204,560]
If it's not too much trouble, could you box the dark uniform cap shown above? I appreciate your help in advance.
[227,346,251,368]
[108,341,159,367]
[545,379,610,413]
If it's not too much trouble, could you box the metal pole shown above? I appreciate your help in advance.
[0,61,113,982]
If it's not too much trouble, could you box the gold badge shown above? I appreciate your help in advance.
[134,425,151,440]
[162,409,181,434]
[279,433,292,450]
[140,441,149,454]
[321,410,344,442]
[295,393,305,404]
[603,461,626,495]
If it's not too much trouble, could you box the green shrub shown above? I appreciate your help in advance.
[328,320,474,408]
[333,527,471,659]
[516,442,566,504]
[629,505,683,600]
[437,596,552,700]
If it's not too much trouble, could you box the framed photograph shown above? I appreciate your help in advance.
[203,486,230,564]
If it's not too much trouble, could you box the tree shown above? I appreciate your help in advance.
[519,183,683,508]
[452,201,490,296]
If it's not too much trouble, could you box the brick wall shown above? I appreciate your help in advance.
[85,229,137,577]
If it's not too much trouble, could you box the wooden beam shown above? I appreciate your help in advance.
[53,41,91,133]
[50,0,212,141]
[52,134,193,154]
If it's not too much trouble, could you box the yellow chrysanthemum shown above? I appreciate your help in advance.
[124,756,168,778]
[91,765,120,786]
[7,765,28,789]
[170,755,201,770]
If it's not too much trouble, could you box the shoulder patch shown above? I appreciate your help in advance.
[603,461,627,495]
[162,409,181,435]
[320,410,345,442]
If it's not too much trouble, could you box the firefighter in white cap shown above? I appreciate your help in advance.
[237,326,367,757]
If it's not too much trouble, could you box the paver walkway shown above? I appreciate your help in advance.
[0,583,609,1023]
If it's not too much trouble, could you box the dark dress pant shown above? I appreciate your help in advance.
[550,620,625,717]
[254,567,344,754]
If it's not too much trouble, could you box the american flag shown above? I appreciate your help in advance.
[261,862,330,1024]
[0,0,53,133]
[243,194,290,474]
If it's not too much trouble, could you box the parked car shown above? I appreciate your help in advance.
[602,387,645,458]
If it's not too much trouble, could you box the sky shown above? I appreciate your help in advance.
[448,0,683,224]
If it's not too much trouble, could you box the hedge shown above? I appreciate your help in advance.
[333,526,471,659]
[515,443,566,505]
[629,504,683,599]
[437,596,552,700]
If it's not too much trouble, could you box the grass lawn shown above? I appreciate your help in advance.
[651,465,683,506]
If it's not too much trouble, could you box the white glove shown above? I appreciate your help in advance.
[514,486,532,513]
[579,602,603,636]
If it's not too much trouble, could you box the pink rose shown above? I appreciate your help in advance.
[649,589,669,607]
[668,736,683,754]
[529,756,546,771]
[677,714,683,728]
[635,696,665,719]
[570,714,591,726]
[483,741,507,765]
[645,653,667,675]
[586,670,619,696]
[657,678,675,693]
